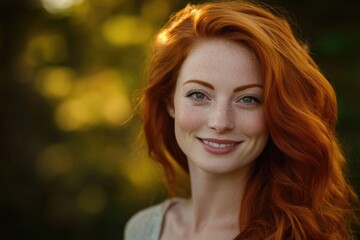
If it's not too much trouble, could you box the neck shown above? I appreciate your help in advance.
[186,161,251,233]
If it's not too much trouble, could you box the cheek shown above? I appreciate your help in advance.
[175,103,204,132]
[239,110,268,137]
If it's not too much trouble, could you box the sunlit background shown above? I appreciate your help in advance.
[0,0,359,239]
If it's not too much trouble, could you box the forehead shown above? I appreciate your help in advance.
[177,38,263,86]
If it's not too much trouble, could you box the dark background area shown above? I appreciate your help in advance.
[0,0,359,239]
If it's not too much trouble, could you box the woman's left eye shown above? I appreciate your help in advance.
[239,96,260,104]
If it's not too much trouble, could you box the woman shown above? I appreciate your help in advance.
[125,1,359,239]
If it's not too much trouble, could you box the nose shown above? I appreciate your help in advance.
[208,101,235,134]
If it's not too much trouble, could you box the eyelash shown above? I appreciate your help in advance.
[238,95,261,105]
[186,90,209,101]
[185,90,261,105]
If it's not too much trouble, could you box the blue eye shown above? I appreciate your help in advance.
[186,91,208,101]
[240,96,260,104]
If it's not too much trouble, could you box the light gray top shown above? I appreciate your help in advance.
[124,198,183,240]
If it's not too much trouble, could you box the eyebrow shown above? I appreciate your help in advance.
[183,79,263,92]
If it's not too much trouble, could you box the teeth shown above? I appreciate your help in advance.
[202,140,235,148]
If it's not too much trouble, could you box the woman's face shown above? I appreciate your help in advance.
[168,39,269,175]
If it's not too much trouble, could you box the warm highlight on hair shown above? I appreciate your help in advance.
[141,1,359,239]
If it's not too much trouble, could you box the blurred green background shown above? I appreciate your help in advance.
[0,0,359,239]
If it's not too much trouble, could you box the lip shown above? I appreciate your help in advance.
[198,137,241,154]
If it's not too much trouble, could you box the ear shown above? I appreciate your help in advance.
[166,101,175,118]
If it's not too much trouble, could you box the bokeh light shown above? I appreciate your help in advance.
[36,67,75,99]
[102,15,153,46]
[77,185,107,215]
[141,0,170,22]
[36,144,74,178]
[40,0,84,14]
[48,69,132,131]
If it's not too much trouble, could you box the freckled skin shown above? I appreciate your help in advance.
[168,39,269,175]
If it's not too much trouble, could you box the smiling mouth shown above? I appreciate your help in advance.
[202,139,236,148]
[198,138,241,149]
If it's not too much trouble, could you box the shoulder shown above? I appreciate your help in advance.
[124,202,163,238]
[124,198,184,240]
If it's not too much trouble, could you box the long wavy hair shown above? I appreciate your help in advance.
[141,1,358,239]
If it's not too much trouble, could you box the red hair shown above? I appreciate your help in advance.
[141,1,359,239]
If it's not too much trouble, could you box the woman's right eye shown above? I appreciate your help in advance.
[186,91,208,101]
